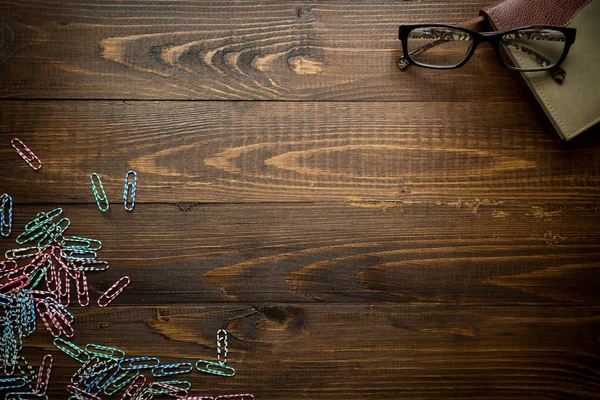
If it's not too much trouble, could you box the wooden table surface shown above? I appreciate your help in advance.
[1,1,600,399]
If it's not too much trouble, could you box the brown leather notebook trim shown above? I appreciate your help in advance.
[480,0,592,30]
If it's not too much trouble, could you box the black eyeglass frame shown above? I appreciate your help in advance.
[398,24,576,71]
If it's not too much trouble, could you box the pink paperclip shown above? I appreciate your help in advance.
[151,382,188,397]
[36,301,62,337]
[50,310,74,338]
[76,271,90,307]
[0,259,18,274]
[215,395,255,400]
[11,138,42,170]
[35,354,53,395]
[98,276,130,308]
[180,397,215,400]
[67,384,101,400]
[121,374,146,400]
[0,275,30,294]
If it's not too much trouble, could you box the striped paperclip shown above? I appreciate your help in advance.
[123,170,137,211]
[215,395,255,400]
[35,354,53,395]
[11,138,42,170]
[0,377,28,391]
[90,173,109,212]
[97,276,130,308]
[196,329,235,377]
[85,344,126,360]
[119,357,161,370]
[151,362,193,377]
[1,193,13,237]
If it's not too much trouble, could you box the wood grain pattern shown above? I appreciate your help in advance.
[19,304,600,399]
[2,100,600,204]
[2,204,599,305]
[0,0,526,101]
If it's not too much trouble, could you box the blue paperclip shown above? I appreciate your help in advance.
[1,194,12,237]
[195,360,236,377]
[119,356,161,370]
[152,362,193,377]
[5,392,49,400]
[123,170,137,211]
[90,173,109,212]
[0,377,28,390]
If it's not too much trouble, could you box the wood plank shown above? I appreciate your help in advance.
[2,100,600,204]
[0,0,526,101]
[2,203,599,305]
[19,304,600,399]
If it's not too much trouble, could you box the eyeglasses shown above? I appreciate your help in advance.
[398,24,576,74]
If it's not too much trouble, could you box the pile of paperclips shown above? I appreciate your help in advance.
[0,208,130,398]
[2,138,255,398]
[51,330,252,400]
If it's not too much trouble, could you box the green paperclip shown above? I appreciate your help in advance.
[37,217,70,249]
[85,344,126,360]
[90,173,109,212]
[104,369,140,396]
[61,236,103,252]
[53,338,90,363]
[28,266,48,289]
[23,208,63,232]
[195,360,236,377]
[150,380,192,395]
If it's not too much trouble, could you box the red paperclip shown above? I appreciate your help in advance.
[36,301,62,337]
[0,259,18,274]
[182,397,215,400]
[0,275,30,294]
[35,354,53,395]
[67,384,101,400]
[11,138,42,170]
[50,309,74,338]
[120,374,146,400]
[76,271,90,307]
[98,276,130,308]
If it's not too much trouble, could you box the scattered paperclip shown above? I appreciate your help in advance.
[11,138,42,170]
[97,276,130,307]
[196,329,236,377]
[34,354,53,395]
[123,170,137,211]
[90,172,109,212]
[1,193,13,237]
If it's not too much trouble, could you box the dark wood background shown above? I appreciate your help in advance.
[1,1,600,399]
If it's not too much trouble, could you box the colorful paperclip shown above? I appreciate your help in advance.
[149,380,191,396]
[119,357,161,370]
[90,173,109,212]
[11,138,42,170]
[215,395,255,400]
[151,362,193,377]
[98,276,130,307]
[35,354,53,395]
[196,329,236,377]
[85,344,126,360]
[1,193,12,237]
[53,338,90,363]
[123,170,137,211]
